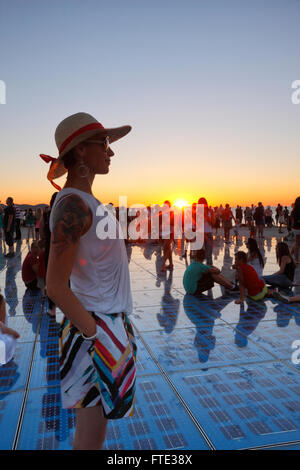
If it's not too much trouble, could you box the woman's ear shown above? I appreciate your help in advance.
[74,143,87,160]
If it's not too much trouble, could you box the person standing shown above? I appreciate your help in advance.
[198,197,213,265]
[254,202,265,238]
[25,208,35,242]
[14,204,22,241]
[275,204,282,227]
[41,112,136,450]
[3,197,15,258]
[161,200,174,271]
[222,204,235,244]
[265,206,273,228]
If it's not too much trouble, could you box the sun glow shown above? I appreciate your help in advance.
[173,198,189,208]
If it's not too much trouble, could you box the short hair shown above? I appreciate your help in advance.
[195,248,206,261]
[235,251,247,263]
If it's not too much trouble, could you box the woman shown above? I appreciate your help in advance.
[25,208,35,242]
[291,196,300,263]
[246,238,265,278]
[41,112,136,450]
[263,242,296,290]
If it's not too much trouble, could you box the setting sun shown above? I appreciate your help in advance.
[173,198,189,208]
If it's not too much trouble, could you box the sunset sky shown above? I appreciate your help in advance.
[0,0,299,207]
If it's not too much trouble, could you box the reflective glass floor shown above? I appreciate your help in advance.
[1,235,300,450]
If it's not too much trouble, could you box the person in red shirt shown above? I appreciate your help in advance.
[21,242,40,290]
[234,251,271,305]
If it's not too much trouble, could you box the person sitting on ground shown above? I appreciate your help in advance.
[234,251,271,305]
[21,241,40,290]
[274,293,300,304]
[246,238,265,278]
[262,242,295,291]
[183,248,233,296]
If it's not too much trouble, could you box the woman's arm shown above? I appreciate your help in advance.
[46,194,96,338]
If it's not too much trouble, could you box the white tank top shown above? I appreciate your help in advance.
[49,188,132,315]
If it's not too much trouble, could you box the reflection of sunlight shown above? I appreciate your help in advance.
[173,199,189,208]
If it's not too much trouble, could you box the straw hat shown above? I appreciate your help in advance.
[40,112,131,189]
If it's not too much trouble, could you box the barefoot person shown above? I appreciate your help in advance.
[183,248,234,295]
[40,112,136,450]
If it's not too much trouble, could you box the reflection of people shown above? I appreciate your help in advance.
[157,270,180,333]
[161,201,174,272]
[0,291,19,364]
[183,294,217,363]
[234,301,267,347]
[183,249,233,296]
[4,258,19,316]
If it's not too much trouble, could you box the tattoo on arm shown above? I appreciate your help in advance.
[52,195,91,257]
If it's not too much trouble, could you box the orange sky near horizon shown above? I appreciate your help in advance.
[1,176,297,208]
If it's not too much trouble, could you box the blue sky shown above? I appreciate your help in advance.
[0,0,299,205]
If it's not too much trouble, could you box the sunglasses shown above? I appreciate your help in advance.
[85,136,110,151]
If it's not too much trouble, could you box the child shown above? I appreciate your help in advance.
[0,291,19,365]
[234,251,271,305]
[183,248,234,295]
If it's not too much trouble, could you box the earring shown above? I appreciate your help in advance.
[77,160,89,178]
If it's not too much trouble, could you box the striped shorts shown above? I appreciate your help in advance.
[59,311,137,419]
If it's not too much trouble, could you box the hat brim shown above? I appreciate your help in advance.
[49,125,131,180]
